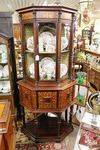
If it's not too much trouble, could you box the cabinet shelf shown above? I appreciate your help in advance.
[0,78,9,81]
[25,49,69,54]
[0,62,8,65]
[0,92,11,96]
[81,49,100,57]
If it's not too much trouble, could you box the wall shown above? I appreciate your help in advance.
[0,12,13,37]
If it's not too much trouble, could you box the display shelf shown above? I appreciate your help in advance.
[25,49,69,54]
[81,49,100,57]
[0,62,8,65]
[0,78,9,81]
[0,92,11,96]
[74,46,100,91]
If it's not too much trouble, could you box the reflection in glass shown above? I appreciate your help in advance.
[60,23,71,79]
[25,53,34,79]
[24,23,33,52]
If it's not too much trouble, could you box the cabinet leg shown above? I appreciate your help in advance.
[69,105,73,125]
[34,117,38,139]
[65,109,68,124]
[21,106,25,125]
[57,113,61,139]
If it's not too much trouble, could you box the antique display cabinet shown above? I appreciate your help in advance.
[0,33,17,112]
[17,6,77,143]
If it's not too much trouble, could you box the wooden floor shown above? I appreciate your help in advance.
[64,125,79,150]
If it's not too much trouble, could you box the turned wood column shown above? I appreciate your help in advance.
[68,13,75,79]
[56,11,62,82]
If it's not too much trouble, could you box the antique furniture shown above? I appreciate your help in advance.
[0,33,18,112]
[17,6,77,143]
[0,100,15,150]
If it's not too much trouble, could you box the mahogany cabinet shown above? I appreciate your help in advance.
[17,6,77,143]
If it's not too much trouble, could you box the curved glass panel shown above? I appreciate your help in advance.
[24,23,35,79]
[38,22,56,80]
[60,21,71,79]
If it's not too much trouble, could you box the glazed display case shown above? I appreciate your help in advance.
[17,6,77,143]
[0,33,17,112]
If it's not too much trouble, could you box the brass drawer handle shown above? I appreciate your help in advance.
[43,97,51,103]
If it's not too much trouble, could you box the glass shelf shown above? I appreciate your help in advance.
[0,78,9,81]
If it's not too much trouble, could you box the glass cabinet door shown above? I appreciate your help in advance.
[60,19,71,79]
[24,23,35,79]
[38,22,56,81]
[0,37,11,94]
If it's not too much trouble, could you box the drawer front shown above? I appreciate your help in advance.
[19,86,36,110]
[38,92,57,109]
[59,87,73,109]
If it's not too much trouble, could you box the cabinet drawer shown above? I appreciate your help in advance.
[38,92,57,109]
[59,87,73,109]
[19,86,36,110]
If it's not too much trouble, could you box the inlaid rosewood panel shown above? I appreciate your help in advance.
[38,91,57,109]
[19,86,36,110]
[59,87,73,109]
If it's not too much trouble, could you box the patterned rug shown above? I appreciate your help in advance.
[16,141,67,150]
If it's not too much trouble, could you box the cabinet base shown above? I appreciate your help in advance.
[21,114,73,143]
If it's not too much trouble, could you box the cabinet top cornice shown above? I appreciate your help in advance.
[16,6,77,14]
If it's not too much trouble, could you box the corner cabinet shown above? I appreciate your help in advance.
[0,33,17,112]
[17,6,77,143]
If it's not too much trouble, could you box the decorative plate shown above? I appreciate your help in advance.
[40,57,55,74]
[1,52,7,63]
[88,92,100,113]
[2,81,10,93]
[0,44,7,53]
[29,63,34,78]
[2,65,9,78]
[27,36,34,51]
[39,57,55,80]
[60,64,68,78]
[0,65,3,78]
[39,32,55,53]
[0,82,3,92]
